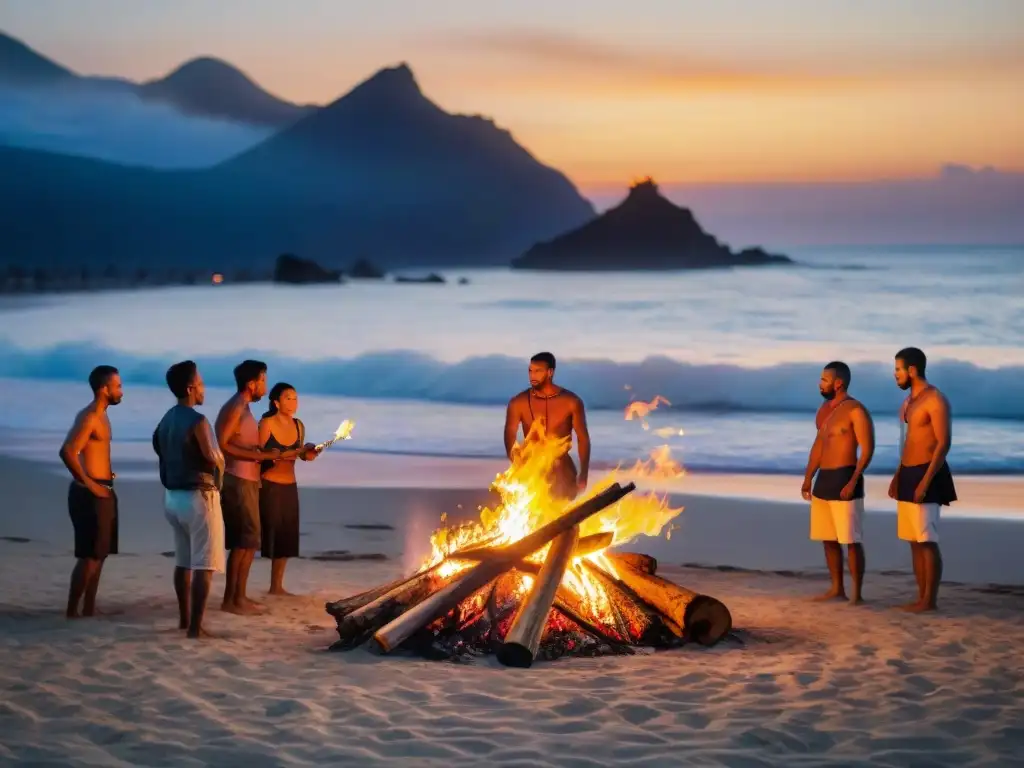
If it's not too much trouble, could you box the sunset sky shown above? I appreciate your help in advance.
[2,0,1022,189]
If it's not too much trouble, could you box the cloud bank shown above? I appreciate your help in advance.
[0,83,272,168]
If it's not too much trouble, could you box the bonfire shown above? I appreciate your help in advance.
[326,421,732,666]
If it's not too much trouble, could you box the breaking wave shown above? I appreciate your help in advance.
[0,341,1019,420]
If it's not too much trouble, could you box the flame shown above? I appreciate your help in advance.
[421,421,684,633]
[624,395,671,431]
[333,420,355,441]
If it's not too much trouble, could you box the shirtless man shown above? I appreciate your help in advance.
[801,361,875,604]
[59,365,124,618]
[889,347,956,612]
[215,360,283,615]
[504,352,590,500]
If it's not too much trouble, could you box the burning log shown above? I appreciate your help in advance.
[457,531,613,566]
[331,562,450,649]
[372,482,636,653]
[607,559,732,646]
[326,575,411,619]
[609,552,658,575]
[498,525,581,668]
[325,535,534,623]
[551,591,634,654]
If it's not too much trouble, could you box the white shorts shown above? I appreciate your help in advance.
[810,496,864,545]
[896,501,940,543]
[164,489,226,572]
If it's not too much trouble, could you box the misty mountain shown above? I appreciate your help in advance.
[0,30,309,128]
[0,64,596,271]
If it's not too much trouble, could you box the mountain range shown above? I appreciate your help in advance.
[0,30,596,270]
[1,28,1020,267]
[0,30,311,127]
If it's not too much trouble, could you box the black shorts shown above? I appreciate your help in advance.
[68,481,118,560]
[222,474,261,550]
[260,480,300,560]
[897,462,958,506]
[812,466,864,501]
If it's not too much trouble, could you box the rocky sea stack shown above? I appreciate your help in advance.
[512,178,792,271]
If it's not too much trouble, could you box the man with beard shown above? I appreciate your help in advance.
[215,360,283,614]
[801,361,875,604]
[889,347,956,612]
[504,352,591,500]
[59,365,124,618]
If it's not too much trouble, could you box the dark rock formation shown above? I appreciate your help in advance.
[512,178,792,271]
[347,259,386,279]
[273,254,342,284]
[393,273,445,284]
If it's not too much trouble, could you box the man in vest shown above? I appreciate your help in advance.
[153,360,225,638]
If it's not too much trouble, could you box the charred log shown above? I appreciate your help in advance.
[609,561,732,646]
[498,525,581,667]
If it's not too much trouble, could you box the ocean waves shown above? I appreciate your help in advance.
[1,341,1020,420]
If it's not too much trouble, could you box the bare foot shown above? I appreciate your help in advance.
[895,600,923,611]
[242,597,267,611]
[811,589,847,602]
[847,596,866,606]
[66,610,81,620]
[268,588,298,597]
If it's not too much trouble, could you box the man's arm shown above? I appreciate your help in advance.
[59,411,108,497]
[802,433,823,499]
[152,426,160,457]
[195,417,225,483]
[920,394,952,489]
[573,397,591,484]
[215,400,271,462]
[503,399,520,460]
[849,405,876,483]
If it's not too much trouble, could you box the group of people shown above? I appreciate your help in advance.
[802,346,956,612]
[60,359,319,638]
[56,345,956,640]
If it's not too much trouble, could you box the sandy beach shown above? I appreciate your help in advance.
[1,454,1023,767]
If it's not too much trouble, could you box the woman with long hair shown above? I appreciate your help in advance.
[257,382,318,595]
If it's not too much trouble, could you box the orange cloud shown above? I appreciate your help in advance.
[429,28,1024,95]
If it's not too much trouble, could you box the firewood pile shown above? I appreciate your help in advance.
[326,483,732,665]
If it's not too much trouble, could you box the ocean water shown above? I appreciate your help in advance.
[0,245,1021,474]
